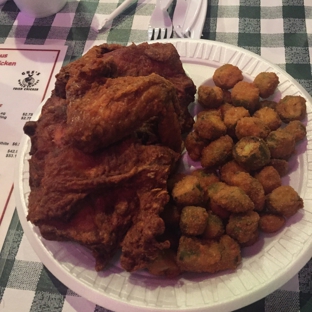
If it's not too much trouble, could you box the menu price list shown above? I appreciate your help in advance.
[1,111,32,156]
[6,146,19,158]
[0,44,67,233]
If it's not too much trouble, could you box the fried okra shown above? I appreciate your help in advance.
[170,63,306,277]
[219,102,234,117]
[209,202,231,220]
[235,116,270,140]
[202,213,225,239]
[266,185,303,218]
[269,158,289,177]
[276,95,307,122]
[171,175,206,206]
[167,172,186,192]
[193,111,227,140]
[220,160,248,184]
[222,89,232,104]
[253,107,282,131]
[259,213,285,233]
[232,136,271,171]
[198,85,224,109]
[226,211,260,245]
[241,231,260,247]
[253,72,279,98]
[207,181,228,197]
[177,235,241,273]
[213,64,243,89]
[258,99,278,110]
[266,128,295,159]
[185,130,207,161]
[147,249,181,278]
[207,182,232,219]
[209,183,255,213]
[223,106,250,137]
[226,172,265,212]
[254,166,282,194]
[231,81,260,113]
[201,135,234,168]
[191,168,220,189]
[177,236,220,272]
[283,120,307,142]
[180,206,209,236]
[199,108,223,118]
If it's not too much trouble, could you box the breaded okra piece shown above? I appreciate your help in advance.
[177,235,241,273]
[232,136,271,171]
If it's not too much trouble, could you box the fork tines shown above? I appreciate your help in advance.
[148,27,172,40]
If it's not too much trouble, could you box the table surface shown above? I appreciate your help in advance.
[1,0,312,311]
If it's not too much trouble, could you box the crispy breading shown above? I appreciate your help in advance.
[56,42,196,132]
[177,235,241,273]
[24,47,193,272]
[66,74,183,153]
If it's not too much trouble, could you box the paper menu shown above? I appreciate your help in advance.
[0,44,67,232]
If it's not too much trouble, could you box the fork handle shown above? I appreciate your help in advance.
[184,0,203,34]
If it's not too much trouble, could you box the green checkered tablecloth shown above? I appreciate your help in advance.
[1,0,312,311]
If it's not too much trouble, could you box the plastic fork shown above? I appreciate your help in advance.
[95,0,135,31]
[173,0,203,38]
[148,0,173,40]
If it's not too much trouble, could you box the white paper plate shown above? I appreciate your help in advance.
[15,39,312,312]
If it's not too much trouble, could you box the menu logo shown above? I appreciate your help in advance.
[14,70,40,91]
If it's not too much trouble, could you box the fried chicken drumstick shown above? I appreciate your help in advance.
[24,42,196,272]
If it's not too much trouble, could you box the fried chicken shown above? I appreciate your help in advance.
[24,42,197,272]
[24,72,184,272]
[55,42,196,132]
[66,74,183,153]
[35,139,178,271]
